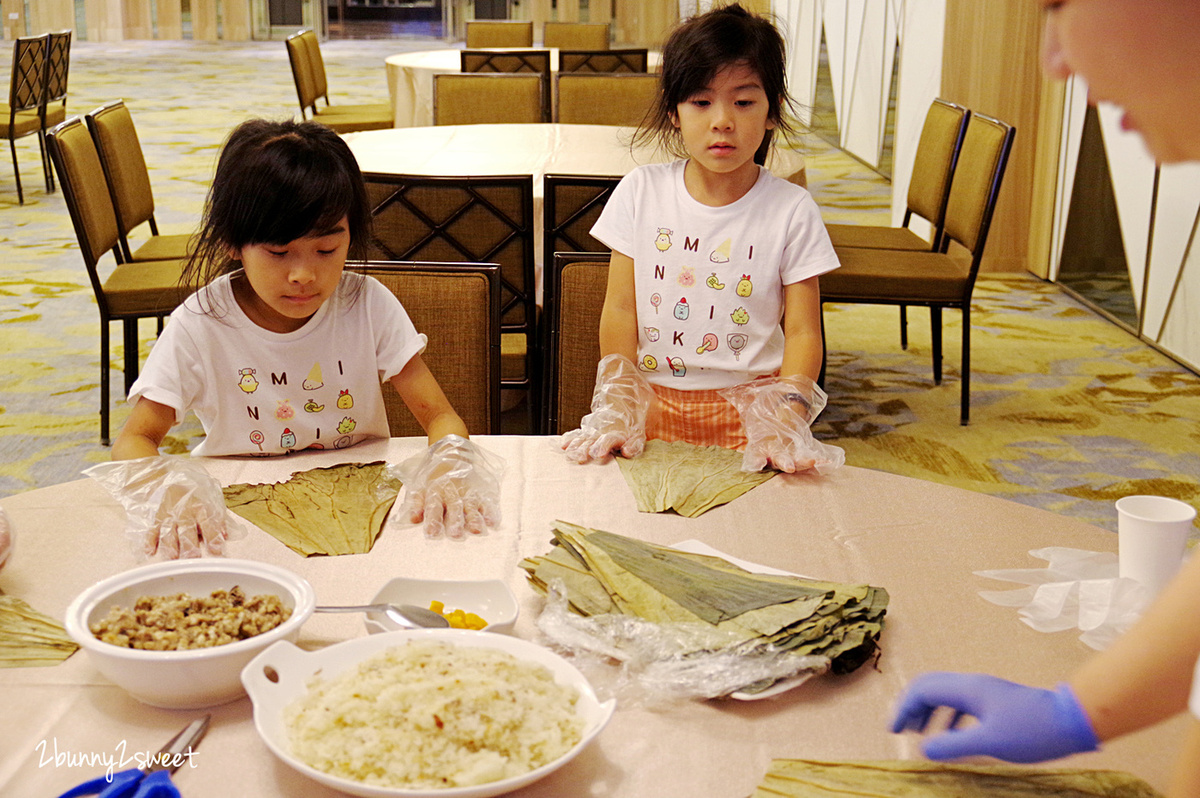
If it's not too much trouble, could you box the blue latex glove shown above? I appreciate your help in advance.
[891,672,1100,763]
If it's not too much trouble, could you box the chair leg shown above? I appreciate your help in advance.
[38,129,54,192]
[100,322,111,445]
[930,306,943,384]
[899,305,908,350]
[817,303,828,390]
[10,137,23,204]
[960,305,971,426]
[124,318,140,394]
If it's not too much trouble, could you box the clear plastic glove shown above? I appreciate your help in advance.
[0,506,12,572]
[83,456,236,561]
[392,435,503,540]
[718,376,845,474]
[561,354,656,463]
[891,672,1100,763]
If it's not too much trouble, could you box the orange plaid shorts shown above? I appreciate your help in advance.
[646,382,748,451]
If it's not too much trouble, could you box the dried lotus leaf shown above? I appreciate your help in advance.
[0,596,78,668]
[617,440,776,517]
[223,461,401,556]
[752,760,1162,798]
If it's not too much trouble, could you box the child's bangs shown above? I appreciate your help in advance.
[248,161,358,245]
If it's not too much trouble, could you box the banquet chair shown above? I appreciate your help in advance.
[460,49,551,118]
[558,48,649,74]
[39,29,71,192]
[285,30,392,133]
[433,73,547,125]
[542,22,610,50]
[360,262,501,437]
[85,100,194,263]
[362,173,539,428]
[825,98,970,350]
[555,73,658,126]
[542,173,620,287]
[465,20,533,48]
[821,112,1016,425]
[1,34,49,204]
[544,252,609,435]
[46,117,190,444]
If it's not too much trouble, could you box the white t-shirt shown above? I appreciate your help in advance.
[129,272,427,457]
[590,160,840,390]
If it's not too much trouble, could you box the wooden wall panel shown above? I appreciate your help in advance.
[123,0,154,39]
[613,0,676,48]
[223,0,252,40]
[942,0,1046,272]
[156,0,183,39]
[191,0,219,41]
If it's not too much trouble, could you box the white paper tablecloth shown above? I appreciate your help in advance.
[0,436,1181,796]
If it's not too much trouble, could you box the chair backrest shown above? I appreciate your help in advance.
[44,30,71,107]
[45,117,122,309]
[362,173,535,342]
[556,73,659,126]
[85,100,156,262]
[906,98,970,248]
[433,73,547,125]
[461,49,551,114]
[559,48,648,74]
[544,252,610,435]
[9,34,48,115]
[543,22,609,50]
[360,261,502,437]
[941,112,1016,269]
[298,29,330,104]
[285,30,318,115]
[543,173,620,280]
[465,20,534,48]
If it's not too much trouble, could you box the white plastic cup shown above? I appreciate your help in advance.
[1116,495,1195,597]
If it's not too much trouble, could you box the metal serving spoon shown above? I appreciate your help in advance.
[315,603,450,629]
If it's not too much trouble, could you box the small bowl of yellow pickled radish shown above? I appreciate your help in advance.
[363,578,518,635]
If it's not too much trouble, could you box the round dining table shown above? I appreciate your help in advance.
[0,436,1181,796]
[343,123,807,300]
[385,48,664,128]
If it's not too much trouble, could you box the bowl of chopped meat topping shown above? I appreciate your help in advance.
[64,558,314,709]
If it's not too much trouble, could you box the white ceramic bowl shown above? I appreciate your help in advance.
[364,577,519,634]
[242,629,615,798]
[64,559,315,709]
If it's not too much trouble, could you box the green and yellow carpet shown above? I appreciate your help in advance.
[0,39,1197,535]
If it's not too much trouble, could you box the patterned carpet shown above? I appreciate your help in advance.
[1,39,1198,535]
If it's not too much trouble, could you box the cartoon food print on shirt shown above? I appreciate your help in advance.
[696,332,719,355]
[249,430,265,451]
[280,428,297,449]
[336,389,354,410]
[709,238,732,264]
[237,368,258,394]
[673,297,690,320]
[650,293,661,314]
[639,354,658,372]
[678,265,695,287]
[302,362,324,391]
[727,333,748,361]
[337,417,357,434]
[736,274,753,297]
[655,228,673,251]
[706,273,725,290]
[666,357,686,377]
[276,399,295,421]
[303,398,324,413]
[731,307,750,325]
[644,327,660,342]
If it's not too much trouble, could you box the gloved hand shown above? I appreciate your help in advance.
[393,435,503,540]
[561,354,656,463]
[891,672,1100,763]
[718,376,845,473]
[0,507,12,572]
[84,456,235,560]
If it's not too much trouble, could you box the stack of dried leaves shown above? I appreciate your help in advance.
[223,462,402,557]
[521,521,888,680]
[0,596,78,667]
[751,760,1161,797]
[616,440,777,517]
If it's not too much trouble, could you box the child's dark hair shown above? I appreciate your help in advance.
[636,3,797,165]
[182,118,372,291]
